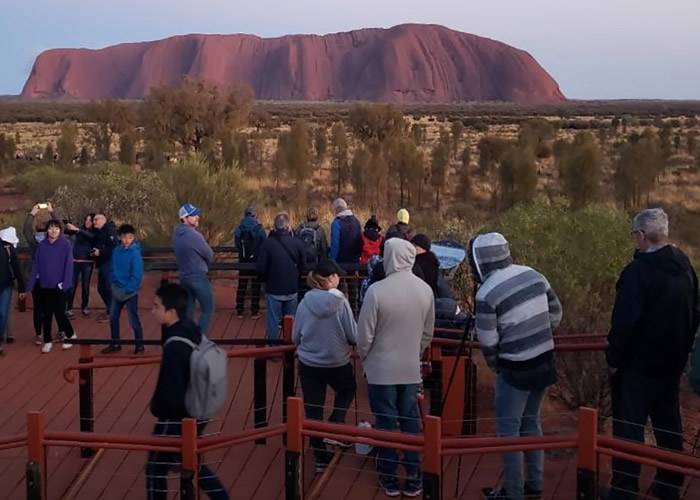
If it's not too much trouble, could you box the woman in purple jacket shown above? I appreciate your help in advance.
[28,219,76,353]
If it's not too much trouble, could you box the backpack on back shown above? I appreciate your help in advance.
[164,335,229,419]
[297,224,320,265]
[239,227,257,261]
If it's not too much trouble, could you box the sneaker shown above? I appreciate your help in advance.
[35,336,43,345]
[403,485,423,498]
[483,487,510,499]
[236,313,245,320]
[323,437,352,448]
[100,345,122,354]
[66,310,75,319]
[96,313,109,323]
[6,335,15,344]
[379,480,401,497]
[62,334,77,350]
[41,343,53,353]
[251,313,261,320]
[81,309,90,317]
[134,345,145,355]
[56,331,67,343]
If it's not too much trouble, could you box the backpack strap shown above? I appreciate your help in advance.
[164,336,198,350]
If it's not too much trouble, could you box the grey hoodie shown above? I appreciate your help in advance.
[357,238,435,385]
[292,288,357,368]
[173,223,214,279]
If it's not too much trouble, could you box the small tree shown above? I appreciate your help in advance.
[118,129,137,165]
[687,131,697,155]
[558,133,603,209]
[410,123,426,146]
[456,143,472,200]
[614,134,664,208]
[286,120,312,190]
[450,120,464,158]
[314,126,328,165]
[351,147,370,205]
[79,146,90,166]
[499,146,537,208]
[44,143,55,163]
[329,122,349,195]
[57,121,78,167]
[478,136,510,175]
[271,133,289,193]
[348,103,406,143]
[430,141,450,211]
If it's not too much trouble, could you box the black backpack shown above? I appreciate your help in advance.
[239,228,257,261]
[297,224,320,265]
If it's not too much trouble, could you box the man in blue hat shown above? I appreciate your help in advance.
[173,204,214,335]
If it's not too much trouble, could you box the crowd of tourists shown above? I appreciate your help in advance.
[0,199,698,500]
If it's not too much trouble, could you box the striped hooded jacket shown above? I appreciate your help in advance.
[471,233,562,374]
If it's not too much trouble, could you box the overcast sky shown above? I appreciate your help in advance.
[2,0,699,99]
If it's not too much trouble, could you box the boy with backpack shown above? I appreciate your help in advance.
[234,207,267,319]
[147,282,229,500]
[101,224,144,355]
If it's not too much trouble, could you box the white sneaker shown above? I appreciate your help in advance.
[35,336,43,345]
[41,343,53,353]
[62,334,77,350]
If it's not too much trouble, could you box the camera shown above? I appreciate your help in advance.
[37,203,48,209]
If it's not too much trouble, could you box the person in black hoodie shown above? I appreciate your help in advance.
[606,208,700,500]
[91,213,118,322]
[146,283,229,500]
[411,234,439,296]
[257,213,306,340]
[0,228,25,353]
[65,214,96,317]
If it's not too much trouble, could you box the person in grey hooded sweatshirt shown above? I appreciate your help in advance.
[292,259,357,473]
[357,238,434,498]
[173,203,214,335]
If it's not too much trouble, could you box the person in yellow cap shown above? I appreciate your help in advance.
[385,208,414,242]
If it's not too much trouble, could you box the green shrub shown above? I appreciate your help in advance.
[13,165,79,202]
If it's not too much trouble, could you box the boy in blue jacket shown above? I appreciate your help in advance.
[102,224,144,354]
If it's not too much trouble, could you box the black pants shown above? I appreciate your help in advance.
[298,361,356,463]
[32,288,42,336]
[235,270,261,315]
[38,288,74,343]
[97,264,112,310]
[610,370,684,500]
[145,421,229,500]
[69,262,93,310]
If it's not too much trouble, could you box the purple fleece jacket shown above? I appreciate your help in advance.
[28,236,73,291]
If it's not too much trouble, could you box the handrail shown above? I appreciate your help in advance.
[62,344,296,382]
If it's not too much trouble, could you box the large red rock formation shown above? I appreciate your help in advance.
[21,24,565,104]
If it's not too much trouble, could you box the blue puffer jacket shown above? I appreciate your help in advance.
[111,241,144,294]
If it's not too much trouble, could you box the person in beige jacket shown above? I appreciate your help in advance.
[357,238,435,497]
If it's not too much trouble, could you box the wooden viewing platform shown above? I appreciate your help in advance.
[1,277,700,499]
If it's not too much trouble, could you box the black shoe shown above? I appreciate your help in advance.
[483,487,510,499]
[134,345,145,355]
[101,345,122,354]
[6,335,15,344]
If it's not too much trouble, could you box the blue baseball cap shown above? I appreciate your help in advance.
[178,203,201,219]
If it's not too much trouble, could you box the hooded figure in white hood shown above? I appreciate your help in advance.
[356,238,434,496]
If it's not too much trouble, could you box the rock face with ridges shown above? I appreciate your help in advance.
[21,24,565,103]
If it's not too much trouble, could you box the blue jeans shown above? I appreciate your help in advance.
[181,275,214,336]
[110,295,143,347]
[367,383,421,489]
[0,287,12,344]
[97,263,113,310]
[495,374,546,500]
[265,295,297,341]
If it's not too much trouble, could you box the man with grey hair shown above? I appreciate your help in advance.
[606,208,699,500]
[257,213,306,340]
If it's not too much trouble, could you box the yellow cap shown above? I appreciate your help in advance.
[397,208,410,224]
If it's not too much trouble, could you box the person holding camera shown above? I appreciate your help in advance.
[91,213,118,322]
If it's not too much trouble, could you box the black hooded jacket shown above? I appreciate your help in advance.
[93,221,118,267]
[150,319,202,420]
[607,245,700,379]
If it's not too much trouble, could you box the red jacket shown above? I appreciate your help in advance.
[360,233,383,265]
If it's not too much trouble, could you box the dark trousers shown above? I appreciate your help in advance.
[610,370,684,500]
[109,295,143,347]
[69,262,93,310]
[298,361,356,463]
[32,288,42,336]
[146,421,229,500]
[235,270,261,315]
[38,288,74,343]
[97,263,112,310]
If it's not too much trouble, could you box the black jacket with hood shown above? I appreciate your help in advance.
[150,319,202,420]
[0,240,25,292]
[93,221,118,267]
[607,245,700,379]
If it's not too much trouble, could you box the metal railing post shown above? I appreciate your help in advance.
[285,397,303,500]
[423,415,442,500]
[26,412,45,500]
[180,418,198,500]
[78,344,95,458]
[576,407,598,500]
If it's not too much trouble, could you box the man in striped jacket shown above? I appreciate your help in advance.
[470,232,562,500]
